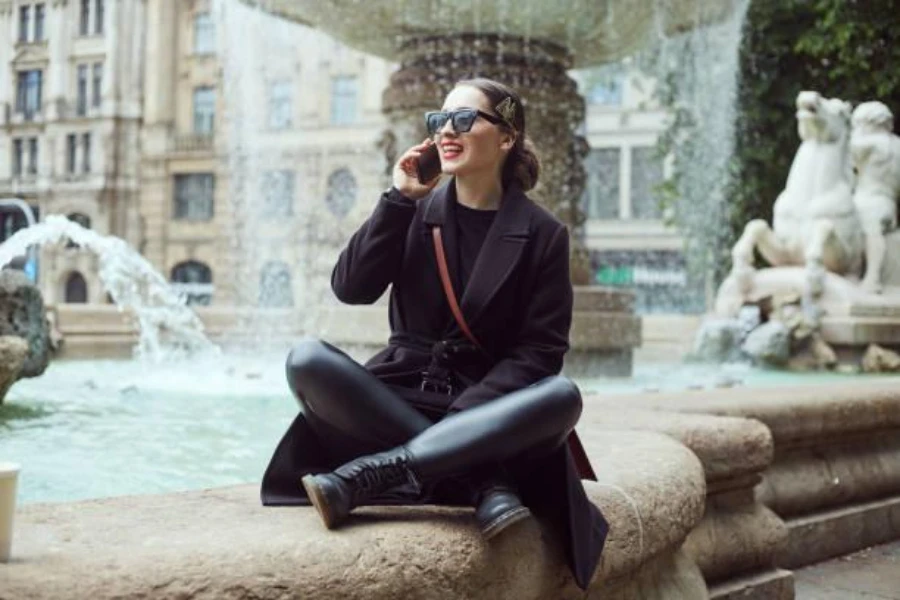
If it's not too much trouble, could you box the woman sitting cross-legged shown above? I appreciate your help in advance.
[261,77,608,590]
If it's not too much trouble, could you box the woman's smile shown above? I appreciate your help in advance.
[440,140,464,160]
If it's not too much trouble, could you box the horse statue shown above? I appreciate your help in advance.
[727,91,865,300]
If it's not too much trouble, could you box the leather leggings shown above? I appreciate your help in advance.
[286,338,582,481]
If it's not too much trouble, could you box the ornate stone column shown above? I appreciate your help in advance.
[381,34,591,284]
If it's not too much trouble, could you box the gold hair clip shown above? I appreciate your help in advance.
[495,97,516,125]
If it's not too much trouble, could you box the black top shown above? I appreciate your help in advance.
[455,201,498,292]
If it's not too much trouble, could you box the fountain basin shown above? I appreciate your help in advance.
[254,0,737,67]
[2,432,708,599]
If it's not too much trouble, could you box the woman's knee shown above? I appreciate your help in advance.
[542,375,583,430]
[285,338,336,396]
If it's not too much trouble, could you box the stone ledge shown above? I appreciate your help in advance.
[581,408,773,483]
[1,431,706,600]
[778,494,900,569]
[593,382,900,445]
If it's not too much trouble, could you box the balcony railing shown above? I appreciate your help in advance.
[172,133,214,153]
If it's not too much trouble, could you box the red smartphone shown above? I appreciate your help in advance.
[416,144,442,184]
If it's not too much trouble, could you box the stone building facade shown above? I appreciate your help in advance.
[0,0,143,304]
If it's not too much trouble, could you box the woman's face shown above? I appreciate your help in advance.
[435,86,515,180]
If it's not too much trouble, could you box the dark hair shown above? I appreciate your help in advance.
[454,77,541,191]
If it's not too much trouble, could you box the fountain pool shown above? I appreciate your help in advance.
[3,354,896,505]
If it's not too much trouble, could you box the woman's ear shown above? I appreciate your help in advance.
[500,131,516,152]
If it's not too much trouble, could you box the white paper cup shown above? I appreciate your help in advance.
[0,462,20,563]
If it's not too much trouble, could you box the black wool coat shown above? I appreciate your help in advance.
[261,180,609,590]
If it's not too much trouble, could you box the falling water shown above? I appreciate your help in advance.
[210,0,358,350]
[0,215,217,361]
[647,0,751,308]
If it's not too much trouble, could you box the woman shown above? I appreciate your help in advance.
[261,78,608,590]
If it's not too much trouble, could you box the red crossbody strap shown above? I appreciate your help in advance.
[431,225,597,481]
[432,226,484,352]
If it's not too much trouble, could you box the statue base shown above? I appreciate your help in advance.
[715,266,900,362]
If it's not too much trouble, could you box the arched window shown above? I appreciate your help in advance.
[325,168,357,218]
[64,272,88,303]
[259,261,293,307]
[170,260,213,306]
[66,212,91,248]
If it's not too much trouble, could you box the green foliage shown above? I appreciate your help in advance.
[728,0,900,267]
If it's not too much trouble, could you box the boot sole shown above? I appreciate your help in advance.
[301,474,339,529]
[482,506,532,540]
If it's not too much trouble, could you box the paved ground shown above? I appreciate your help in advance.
[795,541,900,599]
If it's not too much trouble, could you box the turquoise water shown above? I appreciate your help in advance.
[1,357,894,504]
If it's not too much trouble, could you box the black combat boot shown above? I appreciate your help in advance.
[472,470,532,539]
[301,446,420,529]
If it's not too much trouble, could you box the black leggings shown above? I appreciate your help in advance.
[286,338,582,482]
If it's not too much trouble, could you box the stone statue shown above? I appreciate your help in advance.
[850,101,900,293]
[729,91,864,297]
[709,93,900,371]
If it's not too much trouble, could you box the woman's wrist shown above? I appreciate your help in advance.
[385,186,416,204]
[389,185,427,202]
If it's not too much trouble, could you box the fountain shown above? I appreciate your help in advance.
[0,215,217,362]
[708,93,900,370]
[5,3,900,599]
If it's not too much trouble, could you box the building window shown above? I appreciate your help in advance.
[194,13,215,54]
[330,76,358,125]
[259,262,293,308]
[92,63,102,108]
[171,260,213,306]
[79,0,102,36]
[12,139,23,177]
[173,173,215,221]
[34,3,45,42]
[66,213,91,249]
[16,70,42,120]
[27,138,38,175]
[76,65,88,116]
[82,133,91,173]
[631,147,665,220]
[582,148,620,219]
[268,80,292,130]
[193,87,215,135]
[262,170,295,218]
[325,169,357,218]
[79,0,90,35]
[18,6,30,43]
[94,0,104,35]
[66,134,77,173]
[585,66,624,106]
[64,272,88,303]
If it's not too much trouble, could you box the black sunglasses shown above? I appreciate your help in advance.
[424,108,504,135]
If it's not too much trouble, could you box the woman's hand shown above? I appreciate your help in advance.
[392,139,441,200]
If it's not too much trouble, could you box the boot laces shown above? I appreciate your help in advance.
[348,455,410,498]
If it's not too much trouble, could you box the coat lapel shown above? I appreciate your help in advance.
[459,184,532,326]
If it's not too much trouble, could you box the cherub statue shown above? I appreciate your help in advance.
[850,101,900,293]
